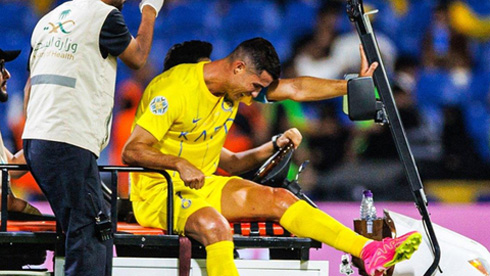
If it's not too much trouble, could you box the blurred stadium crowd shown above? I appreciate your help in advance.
[1,0,489,202]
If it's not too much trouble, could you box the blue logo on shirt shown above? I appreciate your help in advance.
[221,98,234,112]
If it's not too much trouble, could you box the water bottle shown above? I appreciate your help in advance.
[360,190,377,234]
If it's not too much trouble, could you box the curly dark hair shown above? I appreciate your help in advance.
[163,40,213,72]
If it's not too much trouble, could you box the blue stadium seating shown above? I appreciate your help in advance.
[0,3,37,33]
[282,1,319,41]
[464,102,490,163]
[157,0,219,37]
[121,1,142,34]
[393,0,434,58]
[221,0,281,40]
[1,29,31,53]
[472,41,490,73]
[269,35,293,62]
[362,0,434,58]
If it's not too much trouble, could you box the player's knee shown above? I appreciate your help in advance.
[270,188,298,218]
[186,209,232,245]
[202,216,230,235]
[197,216,232,244]
[272,187,297,204]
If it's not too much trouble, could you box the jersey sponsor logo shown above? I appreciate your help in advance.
[178,132,188,140]
[150,96,169,115]
[179,118,234,143]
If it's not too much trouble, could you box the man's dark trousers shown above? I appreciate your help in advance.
[24,139,112,276]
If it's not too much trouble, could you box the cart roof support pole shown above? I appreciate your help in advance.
[346,1,441,275]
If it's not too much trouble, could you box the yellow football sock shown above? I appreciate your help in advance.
[280,200,370,257]
[205,240,239,276]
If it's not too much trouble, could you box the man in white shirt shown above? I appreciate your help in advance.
[22,1,165,275]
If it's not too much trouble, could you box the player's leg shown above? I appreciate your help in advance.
[220,178,297,221]
[184,207,238,276]
[220,178,421,276]
[5,193,42,215]
[184,206,232,245]
[220,178,368,253]
[133,185,238,276]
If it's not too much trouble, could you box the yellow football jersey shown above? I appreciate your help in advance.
[130,62,239,201]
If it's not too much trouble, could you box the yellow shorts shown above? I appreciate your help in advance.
[132,175,240,235]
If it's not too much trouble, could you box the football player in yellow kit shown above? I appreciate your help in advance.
[122,38,420,276]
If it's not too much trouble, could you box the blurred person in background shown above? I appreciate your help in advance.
[110,80,143,198]
[324,57,430,201]
[31,0,55,14]
[292,1,397,80]
[447,0,490,74]
[292,1,343,79]
[162,40,213,72]
[110,61,155,199]
[417,3,490,179]
[448,0,490,40]
[329,11,397,79]
[21,0,165,275]
[0,48,41,216]
[287,1,397,192]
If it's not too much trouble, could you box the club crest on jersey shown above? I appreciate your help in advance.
[177,192,192,209]
[150,96,168,115]
[222,97,234,112]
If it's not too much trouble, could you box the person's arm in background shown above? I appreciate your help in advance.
[218,128,302,175]
[1,144,41,214]
[266,45,378,102]
[119,0,164,69]
[2,147,27,179]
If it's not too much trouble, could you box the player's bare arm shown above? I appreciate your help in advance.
[2,147,27,179]
[219,128,302,175]
[122,125,205,189]
[119,5,157,69]
[266,45,378,102]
